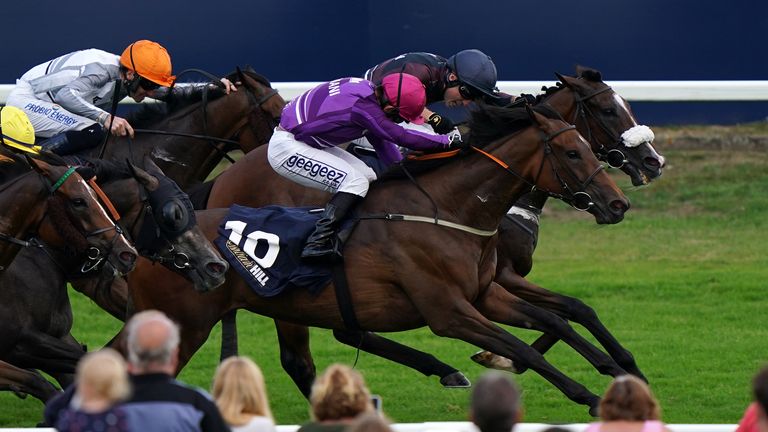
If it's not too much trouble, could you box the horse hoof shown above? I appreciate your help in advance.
[9,386,28,400]
[471,350,518,373]
[440,372,471,388]
[588,398,601,417]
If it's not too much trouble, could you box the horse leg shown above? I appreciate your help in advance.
[472,281,627,378]
[489,270,645,380]
[0,360,60,402]
[274,320,316,398]
[220,310,239,362]
[332,329,470,388]
[410,282,600,415]
[6,331,85,376]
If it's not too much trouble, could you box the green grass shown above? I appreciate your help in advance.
[2,149,767,426]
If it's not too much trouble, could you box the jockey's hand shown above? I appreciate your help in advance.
[427,113,455,134]
[446,128,466,150]
[220,78,237,94]
[107,115,134,138]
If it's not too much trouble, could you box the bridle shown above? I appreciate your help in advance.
[124,178,195,270]
[471,124,603,211]
[541,84,630,169]
[0,166,124,273]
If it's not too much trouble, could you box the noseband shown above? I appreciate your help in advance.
[472,125,603,211]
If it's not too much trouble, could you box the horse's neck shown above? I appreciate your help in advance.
[0,178,47,245]
[541,89,578,125]
[423,128,545,231]
[101,179,144,239]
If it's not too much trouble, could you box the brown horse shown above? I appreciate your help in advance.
[123,104,629,414]
[81,68,285,190]
[0,158,229,399]
[208,67,664,388]
[0,150,137,400]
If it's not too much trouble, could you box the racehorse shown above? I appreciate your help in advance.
[206,67,665,388]
[0,158,227,397]
[81,68,284,190]
[0,149,137,400]
[122,104,629,414]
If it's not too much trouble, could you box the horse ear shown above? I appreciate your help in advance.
[525,104,540,126]
[131,165,160,191]
[236,67,247,86]
[25,154,47,174]
[555,72,578,88]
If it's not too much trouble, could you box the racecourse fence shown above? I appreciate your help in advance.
[2,80,768,104]
[0,422,738,432]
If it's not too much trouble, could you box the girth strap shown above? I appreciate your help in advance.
[359,213,498,237]
[332,259,361,330]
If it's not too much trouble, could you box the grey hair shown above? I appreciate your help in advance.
[126,310,180,370]
[470,372,522,432]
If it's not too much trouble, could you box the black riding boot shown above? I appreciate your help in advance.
[38,124,105,156]
[301,192,362,262]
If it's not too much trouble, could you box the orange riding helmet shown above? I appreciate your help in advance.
[119,40,176,87]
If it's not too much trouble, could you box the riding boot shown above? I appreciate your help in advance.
[301,192,362,262]
[38,124,105,156]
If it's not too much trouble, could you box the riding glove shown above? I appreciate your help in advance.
[446,129,466,150]
[427,113,455,134]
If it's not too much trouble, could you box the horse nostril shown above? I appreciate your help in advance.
[644,157,661,169]
[120,251,137,264]
[610,199,629,214]
[206,261,227,276]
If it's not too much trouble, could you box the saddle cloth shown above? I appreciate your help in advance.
[214,204,332,297]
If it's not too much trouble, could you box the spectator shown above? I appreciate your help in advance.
[469,371,523,432]
[737,366,768,432]
[54,348,130,432]
[585,375,672,432]
[347,412,394,432]
[45,310,231,432]
[296,363,374,432]
[212,356,276,432]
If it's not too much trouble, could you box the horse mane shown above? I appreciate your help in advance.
[379,104,537,180]
[527,65,605,104]
[225,67,273,88]
[126,84,227,128]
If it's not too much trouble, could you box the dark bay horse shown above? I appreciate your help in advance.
[81,68,285,190]
[124,105,629,414]
[0,159,227,399]
[206,67,665,388]
[0,150,137,400]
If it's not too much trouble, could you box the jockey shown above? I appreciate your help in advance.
[365,50,514,133]
[6,40,236,156]
[0,106,40,154]
[268,73,463,262]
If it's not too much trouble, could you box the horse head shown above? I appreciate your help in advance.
[546,66,665,186]
[526,107,630,224]
[223,67,286,152]
[125,158,228,292]
[26,154,137,275]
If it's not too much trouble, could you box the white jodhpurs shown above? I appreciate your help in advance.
[267,128,377,197]
[6,80,97,138]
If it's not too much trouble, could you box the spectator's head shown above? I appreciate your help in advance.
[348,412,394,432]
[753,366,768,432]
[309,363,373,422]
[212,356,273,426]
[125,310,180,374]
[599,375,661,421]
[76,348,131,405]
[470,372,522,432]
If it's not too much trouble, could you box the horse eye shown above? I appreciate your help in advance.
[566,150,581,160]
[70,198,88,208]
[601,107,617,116]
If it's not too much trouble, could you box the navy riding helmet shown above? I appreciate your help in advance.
[447,49,500,100]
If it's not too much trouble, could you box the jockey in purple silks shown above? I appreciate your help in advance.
[268,73,463,262]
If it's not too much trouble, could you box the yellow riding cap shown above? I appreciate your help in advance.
[0,106,40,154]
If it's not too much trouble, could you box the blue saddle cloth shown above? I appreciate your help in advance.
[214,204,332,297]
